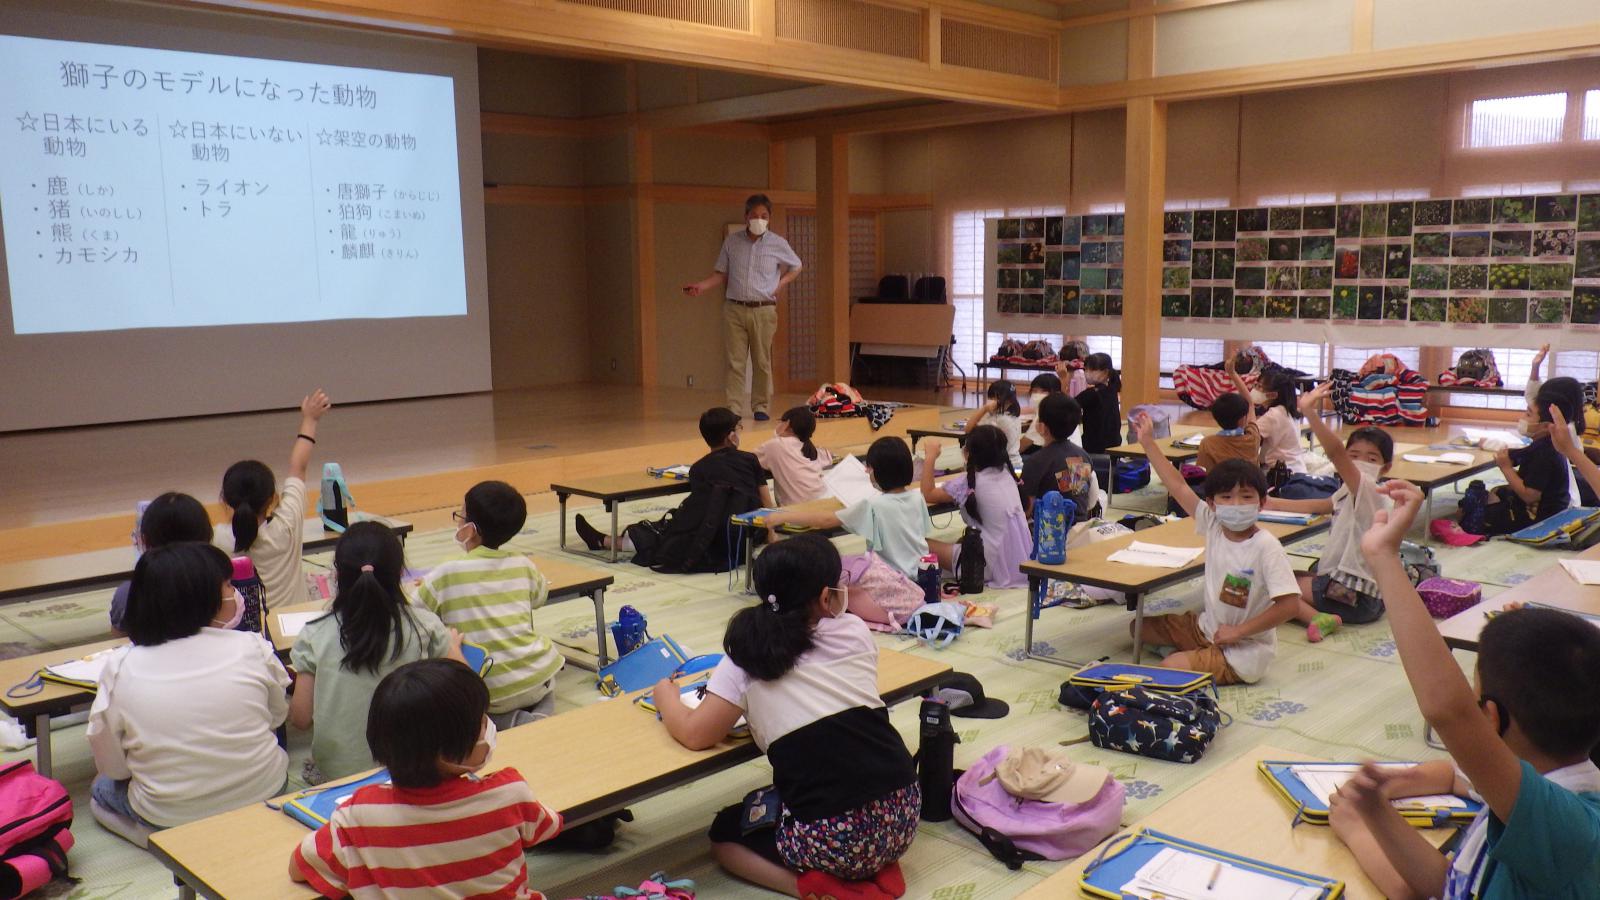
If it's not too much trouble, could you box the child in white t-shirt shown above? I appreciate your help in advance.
[968,379,1024,470]
[1267,382,1394,642]
[1133,413,1301,684]
[220,389,332,609]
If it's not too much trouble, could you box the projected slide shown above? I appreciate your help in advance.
[0,35,467,334]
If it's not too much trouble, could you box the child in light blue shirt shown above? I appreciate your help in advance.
[765,437,932,577]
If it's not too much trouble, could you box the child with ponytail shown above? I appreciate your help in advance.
[755,406,834,505]
[289,521,463,782]
[968,379,1024,469]
[919,426,1032,589]
[654,534,919,898]
[1077,353,1123,454]
[221,389,333,610]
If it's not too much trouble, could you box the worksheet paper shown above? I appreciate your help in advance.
[1174,433,1206,448]
[824,455,880,507]
[1120,847,1322,900]
[1288,764,1466,810]
[276,611,322,638]
[1107,542,1205,568]
[1401,452,1475,465]
[44,647,119,684]
[1560,560,1600,586]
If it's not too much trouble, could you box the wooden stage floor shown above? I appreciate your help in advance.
[0,383,954,562]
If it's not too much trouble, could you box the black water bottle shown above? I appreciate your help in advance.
[918,698,959,822]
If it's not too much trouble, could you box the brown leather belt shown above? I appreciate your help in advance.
[726,298,777,308]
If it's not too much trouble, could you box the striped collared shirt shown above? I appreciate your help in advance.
[292,767,562,899]
[715,230,802,303]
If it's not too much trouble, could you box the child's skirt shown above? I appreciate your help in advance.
[710,782,921,881]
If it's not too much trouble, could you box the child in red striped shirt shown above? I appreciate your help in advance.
[290,659,562,899]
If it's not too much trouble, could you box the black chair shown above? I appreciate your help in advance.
[912,276,947,303]
[872,275,909,302]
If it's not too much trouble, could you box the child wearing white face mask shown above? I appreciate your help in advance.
[754,406,833,504]
[88,542,290,843]
[291,659,562,899]
[415,481,562,728]
[1133,414,1302,685]
[1265,383,1395,641]
[655,535,920,898]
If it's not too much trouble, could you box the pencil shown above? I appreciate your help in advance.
[1207,861,1221,890]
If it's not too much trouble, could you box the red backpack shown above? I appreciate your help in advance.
[0,762,74,898]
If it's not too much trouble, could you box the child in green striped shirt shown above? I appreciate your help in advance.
[414,481,563,727]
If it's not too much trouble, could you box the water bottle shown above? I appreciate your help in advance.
[1031,491,1077,566]
[917,553,941,603]
[609,605,649,658]
[918,697,959,822]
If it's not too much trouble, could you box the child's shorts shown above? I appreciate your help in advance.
[1308,574,1384,624]
[708,782,921,882]
[1135,611,1242,685]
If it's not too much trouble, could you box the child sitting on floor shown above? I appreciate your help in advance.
[1132,413,1301,684]
[1077,352,1124,456]
[291,521,464,783]
[765,436,931,580]
[1331,479,1600,899]
[967,379,1024,470]
[1196,388,1260,473]
[88,543,290,843]
[1017,392,1096,518]
[1459,379,1575,535]
[1265,382,1394,642]
[919,427,1032,589]
[576,407,773,572]
[291,659,563,899]
[221,389,333,609]
[1019,372,1062,454]
[110,491,214,633]
[754,406,833,505]
[415,481,563,729]
[653,535,918,900]
[1229,356,1305,474]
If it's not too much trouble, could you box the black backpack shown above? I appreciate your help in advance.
[955,527,986,594]
[635,480,762,574]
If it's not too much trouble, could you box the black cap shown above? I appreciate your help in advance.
[933,672,1009,719]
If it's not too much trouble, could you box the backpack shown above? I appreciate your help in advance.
[841,552,927,633]
[230,556,266,638]
[950,745,1124,868]
[1030,492,1077,566]
[1057,661,1215,711]
[955,526,986,594]
[1088,686,1223,764]
[630,479,762,574]
[0,761,74,898]
[1113,460,1150,494]
[1021,339,1055,361]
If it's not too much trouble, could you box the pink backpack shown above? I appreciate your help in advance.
[951,745,1124,868]
[1417,577,1481,619]
[0,761,73,897]
[841,552,926,633]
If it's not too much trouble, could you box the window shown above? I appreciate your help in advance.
[1256,193,1336,207]
[1441,346,1537,410]
[1554,349,1600,382]
[950,206,1064,377]
[1084,335,1122,368]
[1255,341,1326,376]
[1331,345,1420,373]
[1338,189,1431,201]
[1464,92,1567,148]
[1586,89,1600,141]
[1159,338,1223,373]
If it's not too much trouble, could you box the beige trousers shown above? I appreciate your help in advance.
[723,301,777,416]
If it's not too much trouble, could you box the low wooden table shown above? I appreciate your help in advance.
[1017,746,1457,900]
[906,424,969,449]
[1103,426,1211,467]
[0,515,412,606]
[1440,544,1600,652]
[549,472,693,563]
[149,649,952,900]
[1018,516,1328,667]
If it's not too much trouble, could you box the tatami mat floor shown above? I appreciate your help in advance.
[0,470,1545,899]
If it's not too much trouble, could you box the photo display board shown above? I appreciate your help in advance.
[987,193,1600,346]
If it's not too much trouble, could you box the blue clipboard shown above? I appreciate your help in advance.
[282,769,392,828]
[1080,828,1343,899]
[1259,761,1483,828]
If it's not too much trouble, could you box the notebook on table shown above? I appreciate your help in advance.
[648,465,691,480]
[39,647,120,690]
[1258,761,1482,827]
[635,681,751,739]
[1080,828,1342,900]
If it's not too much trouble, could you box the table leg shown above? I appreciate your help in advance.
[557,493,569,552]
[743,528,756,592]
[177,879,197,900]
[33,714,50,779]
[1130,592,1146,665]
[591,587,609,666]
[609,502,620,565]
[1421,485,1435,545]
[1023,574,1039,660]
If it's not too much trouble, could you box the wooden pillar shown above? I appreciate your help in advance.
[816,132,851,382]
[630,127,657,387]
[1122,96,1166,407]
[768,139,792,393]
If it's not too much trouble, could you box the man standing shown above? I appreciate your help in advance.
[683,194,802,421]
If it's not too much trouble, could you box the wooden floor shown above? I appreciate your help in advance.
[0,383,954,561]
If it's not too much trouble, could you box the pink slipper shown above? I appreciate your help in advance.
[1430,518,1484,547]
